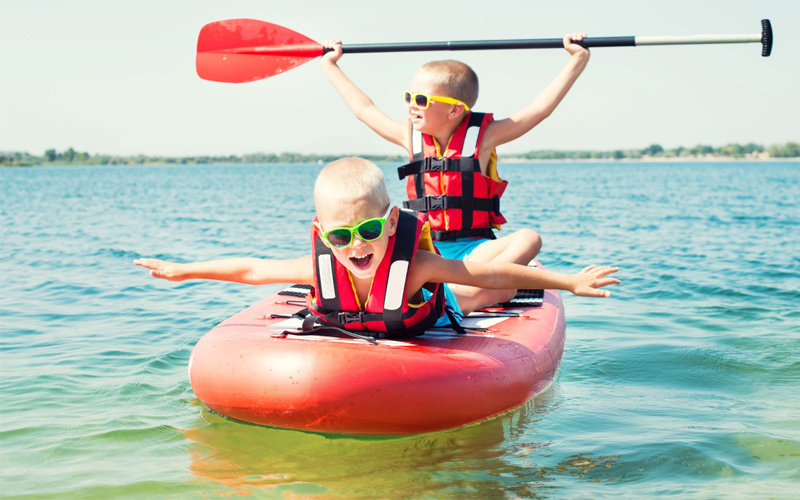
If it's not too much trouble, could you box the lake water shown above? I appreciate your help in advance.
[1,161,798,499]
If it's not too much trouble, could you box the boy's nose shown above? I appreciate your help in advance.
[351,234,368,248]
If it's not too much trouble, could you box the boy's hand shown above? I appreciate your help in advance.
[134,258,187,282]
[570,265,620,297]
[564,33,589,57]
[320,39,343,66]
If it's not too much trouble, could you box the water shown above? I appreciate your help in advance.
[1,161,798,499]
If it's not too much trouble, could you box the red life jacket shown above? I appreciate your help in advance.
[397,112,508,241]
[305,209,446,339]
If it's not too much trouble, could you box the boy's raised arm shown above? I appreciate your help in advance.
[133,256,314,286]
[319,40,409,151]
[481,33,591,150]
[414,251,619,298]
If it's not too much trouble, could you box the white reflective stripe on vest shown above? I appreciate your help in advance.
[462,125,480,158]
[413,131,422,156]
[318,254,337,300]
[384,260,410,311]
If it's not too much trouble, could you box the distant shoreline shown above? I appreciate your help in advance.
[3,157,800,168]
[4,157,799,168]
[2,141,798,167]
[500,156,800,163]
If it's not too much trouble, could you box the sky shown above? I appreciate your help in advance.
[0,0,797,157]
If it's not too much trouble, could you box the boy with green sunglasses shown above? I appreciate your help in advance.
[135,158,619,326]
[319,34,591,311]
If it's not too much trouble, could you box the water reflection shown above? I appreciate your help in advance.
[181,384,621,498]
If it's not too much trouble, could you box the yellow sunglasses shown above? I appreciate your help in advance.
[403,91,470,112]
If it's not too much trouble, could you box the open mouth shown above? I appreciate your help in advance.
[350,254,373,270]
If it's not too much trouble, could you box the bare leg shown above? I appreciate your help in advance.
[450,228,542,315]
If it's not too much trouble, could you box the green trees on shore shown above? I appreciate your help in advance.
[0,150,403,166]
[519,142,799,160]
[43,147,89,163]
[1,142,798,166]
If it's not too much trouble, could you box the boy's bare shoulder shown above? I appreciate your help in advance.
[410,249,462,287]
[411,248,438,271]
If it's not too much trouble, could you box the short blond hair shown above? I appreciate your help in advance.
[314,157,390,211]
[417,60,479,109]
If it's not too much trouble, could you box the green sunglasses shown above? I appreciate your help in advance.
[320,215,388,248]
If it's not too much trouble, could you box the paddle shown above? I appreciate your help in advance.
[197,19,773,83]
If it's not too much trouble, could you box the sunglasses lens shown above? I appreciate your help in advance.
[326,229,352,248]
[357,219,384,241]
[414,94,429,108]
[403,91,412,105]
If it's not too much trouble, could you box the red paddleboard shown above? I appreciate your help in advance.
[189,263,566,436]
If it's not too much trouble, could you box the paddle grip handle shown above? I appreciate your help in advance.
[761,19,773,57]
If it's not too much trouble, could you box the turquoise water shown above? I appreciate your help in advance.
[1,161,799,499]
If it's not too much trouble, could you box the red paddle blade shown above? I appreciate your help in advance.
[196,19,323,83]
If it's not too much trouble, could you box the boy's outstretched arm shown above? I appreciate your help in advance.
[481,33,591,150]
[319,40,408,150]
[133,256,314,286]
[413,251,620,298]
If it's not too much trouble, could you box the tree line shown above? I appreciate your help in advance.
[518,142,800,160]
[0,150,405,167]
[2,142,798,166]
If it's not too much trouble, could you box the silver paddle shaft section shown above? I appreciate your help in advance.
[639,19,772,56]
[636,34,761,46]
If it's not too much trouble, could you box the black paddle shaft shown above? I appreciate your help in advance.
[328,36,635,54]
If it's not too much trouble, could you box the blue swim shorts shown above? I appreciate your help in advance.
[434,238,491,262]
[422,283,464,328]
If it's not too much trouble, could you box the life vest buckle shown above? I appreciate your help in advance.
[492,195,501,215]
[425,157,445,171]
[337,311,366,325]
[426,196,444,211]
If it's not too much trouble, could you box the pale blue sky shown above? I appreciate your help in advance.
[1,0,797,157]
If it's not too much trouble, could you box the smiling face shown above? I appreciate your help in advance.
[315,192,398,280]
[408,72,452,135]
[408,61,477,136]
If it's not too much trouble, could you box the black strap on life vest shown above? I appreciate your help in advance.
[296,290,464,343]
[396,156,482,179]
[402,194,500,215]
[378,209,416,334]
[397,113,497,241]
[430,227,496,242]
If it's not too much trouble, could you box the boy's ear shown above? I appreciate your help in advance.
[314,220,332,248]
[448,104,467,121]
[386,206,399,237]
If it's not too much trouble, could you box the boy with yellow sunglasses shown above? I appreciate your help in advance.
[319,34,590,309]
